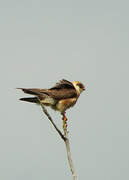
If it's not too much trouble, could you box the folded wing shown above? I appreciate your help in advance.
[18,79,77,100]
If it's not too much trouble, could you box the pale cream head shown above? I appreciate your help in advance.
[72,81,85,95]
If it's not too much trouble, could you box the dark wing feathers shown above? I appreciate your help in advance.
[50,79,75,90]
[18,79,77,100]
[47,88,77,100]
[48,79,77,99]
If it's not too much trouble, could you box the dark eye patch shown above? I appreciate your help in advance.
[77,83,84,89]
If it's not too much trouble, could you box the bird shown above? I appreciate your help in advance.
[17,79,85,123]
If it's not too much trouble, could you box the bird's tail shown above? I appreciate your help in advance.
[19,97,39,104]
[17,88,42,95]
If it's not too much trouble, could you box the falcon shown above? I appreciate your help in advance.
[18,79,85,121]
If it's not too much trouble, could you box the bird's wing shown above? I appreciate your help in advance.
[46,79,77,100]
[47,88,77,100]
[50,79,75,90]
[18,88,77,100]
[18,79,77,100]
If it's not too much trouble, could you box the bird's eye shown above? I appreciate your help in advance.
[77,83,83,88]
[77,83,85,90]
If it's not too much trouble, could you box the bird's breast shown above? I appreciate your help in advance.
[56,98,77,113]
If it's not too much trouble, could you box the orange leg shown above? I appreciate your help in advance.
[62,113,67,135]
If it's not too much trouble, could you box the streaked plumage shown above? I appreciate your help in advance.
[18,79,85,115]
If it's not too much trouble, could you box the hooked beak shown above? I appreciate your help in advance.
[83,86,86,91]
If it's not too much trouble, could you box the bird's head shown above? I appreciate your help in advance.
[72,81,85,95]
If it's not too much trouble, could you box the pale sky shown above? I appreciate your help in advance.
[0,0,129,180]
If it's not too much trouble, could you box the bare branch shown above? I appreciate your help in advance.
[65,134,77,180]
[40,104,77,180]
[40,104,66,141]
[63,118,77,180]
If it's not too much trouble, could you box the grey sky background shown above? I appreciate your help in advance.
[0,0,129,180]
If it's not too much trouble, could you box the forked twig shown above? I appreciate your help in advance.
[40,104,77,180]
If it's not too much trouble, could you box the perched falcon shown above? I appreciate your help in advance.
[18,79,85,120]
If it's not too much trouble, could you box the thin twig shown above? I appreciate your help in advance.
[40,103,66,141]
[40,104,77,180]
[63,120,77,180]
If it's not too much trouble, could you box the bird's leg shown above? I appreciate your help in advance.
[62,112,67,135]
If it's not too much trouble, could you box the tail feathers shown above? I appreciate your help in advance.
[17,88,42,95]
[19,97,39,104]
